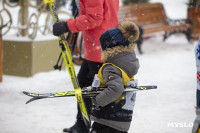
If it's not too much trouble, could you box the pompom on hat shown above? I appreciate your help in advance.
[99,21,140,51]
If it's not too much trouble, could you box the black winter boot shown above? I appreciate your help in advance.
[63,119,89,133]
[63,101,90,133]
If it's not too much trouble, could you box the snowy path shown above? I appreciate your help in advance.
[0,0,197,132]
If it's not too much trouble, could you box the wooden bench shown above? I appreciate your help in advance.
[118,3,193,54]
[187,7,200,40]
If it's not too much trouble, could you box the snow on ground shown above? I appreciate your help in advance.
[130,35,196,133]
[0,0,198,133]
[150,0,189,19]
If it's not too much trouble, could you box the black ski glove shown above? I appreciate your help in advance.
[53,21,70,36]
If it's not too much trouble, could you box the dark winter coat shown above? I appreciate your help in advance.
[91,45,139,132]
[67,0,119,62]
[195,36,200,108]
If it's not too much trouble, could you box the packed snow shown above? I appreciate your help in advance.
[0,0,198,133]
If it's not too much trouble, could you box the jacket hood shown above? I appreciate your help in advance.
[105,51,139,77]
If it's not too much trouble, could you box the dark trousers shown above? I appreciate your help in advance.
[90,122,128,133]
[77,59,103,88]
[76,59,103,121]
[197,90,200,108]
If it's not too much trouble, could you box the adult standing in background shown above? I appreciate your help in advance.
[193,0,200,131]
[53,0,119,133]
[193,35,200,133]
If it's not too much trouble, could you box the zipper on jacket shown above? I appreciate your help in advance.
[85,30,95,46]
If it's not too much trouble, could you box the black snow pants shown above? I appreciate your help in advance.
[76,59,103,124]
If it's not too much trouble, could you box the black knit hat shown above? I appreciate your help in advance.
[99,21,140,51]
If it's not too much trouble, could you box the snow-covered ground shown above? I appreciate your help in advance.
[0,0,198,133]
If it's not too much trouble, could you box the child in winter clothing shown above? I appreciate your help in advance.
[90,21,140,133]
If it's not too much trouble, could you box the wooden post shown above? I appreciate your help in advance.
[0,32,2,82]
[19,0,28,36]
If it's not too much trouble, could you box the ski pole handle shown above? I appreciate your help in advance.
[44,0,54,4]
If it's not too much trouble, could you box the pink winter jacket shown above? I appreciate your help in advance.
[67,0,119,62]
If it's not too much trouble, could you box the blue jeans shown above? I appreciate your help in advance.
[197,90,200,108]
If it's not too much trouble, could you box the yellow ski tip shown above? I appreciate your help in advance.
[44,0,54,3]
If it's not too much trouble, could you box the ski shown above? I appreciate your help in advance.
[23,85,157,104]
[42,0,90,128]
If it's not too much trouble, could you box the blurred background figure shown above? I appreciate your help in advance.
[193,1,200,133]
[193,37,200,133]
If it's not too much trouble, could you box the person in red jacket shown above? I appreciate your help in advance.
[53,0,119,133]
